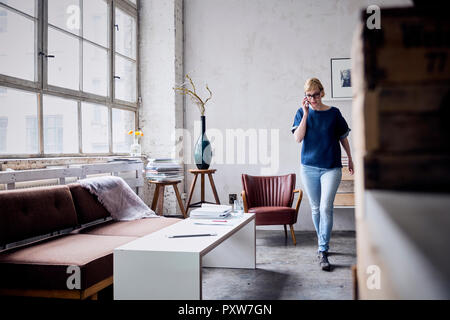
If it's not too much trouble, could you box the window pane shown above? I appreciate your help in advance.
[0,8,35,81]
[83,0,108,47]
[82,102,109,153]
[48,27,80,90]
[115,8,136,60]
[0,0,36,17]
[115,54,136,102]
[43,95,78,154]
[83,41,108,96]
[112,108,135,153]
[128,0,137,6]
[48,0,80,36]
[0,87,38,154]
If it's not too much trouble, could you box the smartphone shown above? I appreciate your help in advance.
[303,95,310,108]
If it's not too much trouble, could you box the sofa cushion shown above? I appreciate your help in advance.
[0,234,136,290]
[68,184,111,224]
[78,217,182,237]
[0,185,79,246]
[248,206,297,225]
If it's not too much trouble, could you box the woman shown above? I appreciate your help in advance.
[291,78,353,272]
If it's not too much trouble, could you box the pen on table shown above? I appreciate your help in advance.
[168,233,217,238]
[212,220,228,222]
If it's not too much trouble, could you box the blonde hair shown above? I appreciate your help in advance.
[304,78,325,96]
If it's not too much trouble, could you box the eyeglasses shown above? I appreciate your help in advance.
[305,91,321,99]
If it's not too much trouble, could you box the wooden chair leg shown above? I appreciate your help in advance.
[207,173,221,204]
[290,225,296,246]
[185,173,198,215]
[200,173,205,202]
[157,185,165,215]
[173,184,187,219]
[151,185,160,211]
[284,225,288,239]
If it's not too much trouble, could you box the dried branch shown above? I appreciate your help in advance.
[186,74,197,94]
[173,74,212,116]
[204,85,213,105]
[174,87,203,105]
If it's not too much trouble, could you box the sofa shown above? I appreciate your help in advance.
[0,183,182,300]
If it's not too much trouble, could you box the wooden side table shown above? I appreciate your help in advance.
[185,169,220,215]
[148,180,187,218]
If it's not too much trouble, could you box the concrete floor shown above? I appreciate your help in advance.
[202,230,356,300]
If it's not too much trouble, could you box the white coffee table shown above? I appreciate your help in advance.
[113,213,255,300]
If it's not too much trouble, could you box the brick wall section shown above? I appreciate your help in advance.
[139,0,185,216]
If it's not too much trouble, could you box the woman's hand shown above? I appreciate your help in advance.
[302,97,310,115]
[348,158,354,175]
[339,138,354,175]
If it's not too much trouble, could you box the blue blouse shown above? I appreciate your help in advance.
[291,106,350,169]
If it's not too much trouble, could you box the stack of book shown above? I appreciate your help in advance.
[190,204,232,219]
[145,158,183,182]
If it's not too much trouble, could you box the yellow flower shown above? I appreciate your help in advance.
[128,130,143,137]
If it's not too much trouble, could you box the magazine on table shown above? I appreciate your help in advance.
[189,203,233,219]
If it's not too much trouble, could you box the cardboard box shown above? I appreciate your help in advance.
[352,7,450,191]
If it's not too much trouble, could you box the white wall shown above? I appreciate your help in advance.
[183,0,412,230]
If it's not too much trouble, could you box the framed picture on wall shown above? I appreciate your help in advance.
[331,58,352,99]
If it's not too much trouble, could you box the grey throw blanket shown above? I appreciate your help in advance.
[79,176,158,221]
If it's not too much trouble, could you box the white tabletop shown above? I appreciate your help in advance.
[114,213,255,255]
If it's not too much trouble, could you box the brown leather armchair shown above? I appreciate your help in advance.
[241,173,303,245]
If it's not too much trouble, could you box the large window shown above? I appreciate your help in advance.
[0,86,38,155]
[43,95,79,154]
[0,0,139,157]
[114,6,136,102]
[0,0,37,82]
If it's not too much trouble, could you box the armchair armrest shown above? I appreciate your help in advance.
[241,190,249,213]
[293,189,303,214]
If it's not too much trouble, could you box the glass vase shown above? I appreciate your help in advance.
[194,115,212,169]
[130,138,141,157]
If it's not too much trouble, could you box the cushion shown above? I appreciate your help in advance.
[68,184,111,224]
[248,206,297,225]
[0,234,136,290]
[78,217,182,237]
[0,185,79,246]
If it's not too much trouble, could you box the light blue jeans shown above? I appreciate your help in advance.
[300,164,342,253]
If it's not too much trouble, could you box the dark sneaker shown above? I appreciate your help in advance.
[319,251,331,271]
